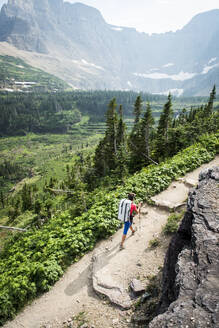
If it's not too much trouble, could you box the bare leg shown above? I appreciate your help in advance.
[120,234,126,247]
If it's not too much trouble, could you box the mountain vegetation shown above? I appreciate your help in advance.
[0,84,218,325]
[0,55,68,92]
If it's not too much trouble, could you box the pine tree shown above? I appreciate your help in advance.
[155,93,173,158]
[204,85,216,116]
[115,105,128,179]
[93,138,107,177]
[129,96,143,171]
[105,98,118,157]
[21,184,32,211]
[0,191,4,208]
[117,105,126,147]
[140,102,155,165]
[94,98,118,176]
[134,95,142,124]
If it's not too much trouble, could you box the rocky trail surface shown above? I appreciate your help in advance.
[3,157,219,328]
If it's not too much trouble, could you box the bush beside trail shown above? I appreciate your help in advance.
[0,133,218,325]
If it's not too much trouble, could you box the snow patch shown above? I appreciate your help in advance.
[201,63,219,74]
[2,88,14,92]
[15,81,36,85]
[149,68,160,72]
[127,81,132,87]
[134,71,196,81]
[208,57,217,64]
[163,63,174,68]
[72,59,104,71]
[111,26,123,32]
[153,88,184,97]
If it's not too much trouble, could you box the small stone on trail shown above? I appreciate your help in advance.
[112,318,119,325]
[80,324,88,328]
[130,279,145,296]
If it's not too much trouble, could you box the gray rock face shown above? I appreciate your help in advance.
[92,253,132,309]
[149,166,219,328]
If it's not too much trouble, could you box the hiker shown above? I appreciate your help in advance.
[119,193,141,250]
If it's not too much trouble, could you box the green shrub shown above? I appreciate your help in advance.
[149,238,161,248]
[163,212,184,235]
[0,133,217,325]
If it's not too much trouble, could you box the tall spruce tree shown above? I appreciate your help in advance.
[0,191,4,208]
[115,105,128,179]
[140,102,155,165]
[129,95,143,171]
[117,105,126,147]
[94,98,118,176]
[134,95,142,124]
[156,93,173,159]
[204,85,216,116]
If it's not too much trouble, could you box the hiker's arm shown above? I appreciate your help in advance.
[135,202,142,214]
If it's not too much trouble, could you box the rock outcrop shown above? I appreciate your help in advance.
[92,252,133,309]
[149,167,219,328]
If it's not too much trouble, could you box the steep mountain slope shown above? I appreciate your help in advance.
[0,0,218,95]
[0,55,68,91]
[3,157,219,328]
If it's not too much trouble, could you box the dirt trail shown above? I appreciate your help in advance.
[3,157,219,328]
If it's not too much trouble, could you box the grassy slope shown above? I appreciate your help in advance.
[0,55,69,91]
[0,133,218,326]
[0,133,102,194]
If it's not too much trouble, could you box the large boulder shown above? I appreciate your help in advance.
[149,166,219,328]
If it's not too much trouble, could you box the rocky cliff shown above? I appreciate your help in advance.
[149,166,219,328]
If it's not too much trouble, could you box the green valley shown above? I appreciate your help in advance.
[0,84,218,326]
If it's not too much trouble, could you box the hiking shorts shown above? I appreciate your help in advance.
[123,220,132,235]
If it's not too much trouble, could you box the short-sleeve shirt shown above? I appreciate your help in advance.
[130,203,137,216]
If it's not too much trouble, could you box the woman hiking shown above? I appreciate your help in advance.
[120,193,141,250]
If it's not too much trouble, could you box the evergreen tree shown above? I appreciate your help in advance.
[204,85,216,116]
[117,105,126,147]
[140,102,155,165]
[155,93,173,158]
[94,98,118,176]
[115,105,128,179]
[21,184,32,211]
[129,96,143,171]
[93,139,107,177]
[105,98,118,158]
[133,95,142,124]
[0,191,4,208]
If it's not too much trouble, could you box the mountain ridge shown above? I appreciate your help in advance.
[0,0,218,95]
